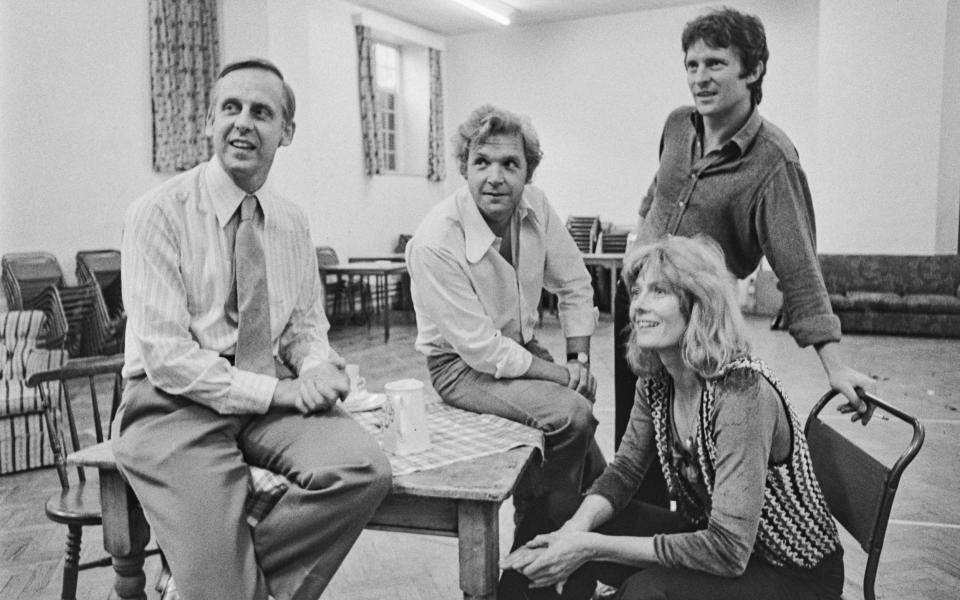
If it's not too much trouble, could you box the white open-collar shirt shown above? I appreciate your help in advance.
[406,185,598,378]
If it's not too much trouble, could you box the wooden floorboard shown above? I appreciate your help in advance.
[1,313,958,599]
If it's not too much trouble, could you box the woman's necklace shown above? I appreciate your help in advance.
[671,380,702,483]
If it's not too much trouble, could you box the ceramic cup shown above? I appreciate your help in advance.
[381,378,431,455]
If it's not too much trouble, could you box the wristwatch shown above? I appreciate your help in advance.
[566,351,590,366]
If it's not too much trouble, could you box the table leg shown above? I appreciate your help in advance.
[382,273,391,343]
[609,267,617,315]
[100,469,151,600]
[457,500,499,600]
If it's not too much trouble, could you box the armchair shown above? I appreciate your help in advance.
[0,310,67,474]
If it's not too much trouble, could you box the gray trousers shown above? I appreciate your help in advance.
[112,376,392,600]
[427,339,606,533]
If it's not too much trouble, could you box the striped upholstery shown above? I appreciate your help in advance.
[1,310,67,474]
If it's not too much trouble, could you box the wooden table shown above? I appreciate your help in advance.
[581,252,624,314]
[318,261,408,342]
[348,253,405,263]
[68,442,534,600]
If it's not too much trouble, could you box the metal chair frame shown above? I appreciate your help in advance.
[804,390,925,600]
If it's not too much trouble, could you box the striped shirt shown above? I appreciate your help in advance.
[121,157,336,414]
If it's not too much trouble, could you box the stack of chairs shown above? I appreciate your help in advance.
[594,229,630,311]
[1,252,103,357]
[76,249,125,355]
[565,215,601,253]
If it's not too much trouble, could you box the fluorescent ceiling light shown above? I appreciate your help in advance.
[449,0,512,26]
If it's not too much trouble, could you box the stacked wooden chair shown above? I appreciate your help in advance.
[1,252,105,357]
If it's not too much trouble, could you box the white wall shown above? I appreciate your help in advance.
[0,0,445,282]
[0,0,165,281]
[815,0,954,254]
[221,0,446,259]
[444,0,959,255]
[2,0,957,283]
[444,0,820,229]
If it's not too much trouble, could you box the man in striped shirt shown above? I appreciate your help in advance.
[112,58,391,600]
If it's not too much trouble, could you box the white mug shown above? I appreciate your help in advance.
[381,378,431,455]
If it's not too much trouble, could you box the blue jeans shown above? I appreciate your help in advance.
[427,339,606,534]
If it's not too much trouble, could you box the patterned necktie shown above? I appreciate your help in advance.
[234,195,274,375]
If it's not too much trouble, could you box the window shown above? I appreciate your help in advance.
[374,42,399,172]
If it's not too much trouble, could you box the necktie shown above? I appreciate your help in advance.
[234,195,275,375]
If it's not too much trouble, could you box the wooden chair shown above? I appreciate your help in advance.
[26,354,160,600]
[76,249,125,355]
[2,252,102,356]
[804,390,925,600]
[316,246,369,324]
[565,216,601,253]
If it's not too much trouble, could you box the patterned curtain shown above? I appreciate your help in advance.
[149,0,218,172]
[427,48,446,182]
[356,25,383,176]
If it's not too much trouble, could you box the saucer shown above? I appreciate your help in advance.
[343,392,385,413]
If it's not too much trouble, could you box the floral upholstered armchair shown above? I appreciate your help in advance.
[1,310,67,474]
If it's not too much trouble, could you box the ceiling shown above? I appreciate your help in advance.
[348,0,702,36]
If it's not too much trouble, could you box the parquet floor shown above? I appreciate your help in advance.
[2,312,958,599]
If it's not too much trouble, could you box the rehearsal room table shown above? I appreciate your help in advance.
[581,252,625,315]
[318,261,408,342]
[67,401,541,600]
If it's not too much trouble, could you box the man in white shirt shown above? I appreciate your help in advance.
[113,58,391,600]
[406,104,606,599]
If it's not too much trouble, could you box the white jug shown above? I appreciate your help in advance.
[381,378,431,455]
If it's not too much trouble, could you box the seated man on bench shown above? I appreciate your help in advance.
[114,57,391,600]
[406,104,606,599]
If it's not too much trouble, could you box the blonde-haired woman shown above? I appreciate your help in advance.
[501,235,843,600]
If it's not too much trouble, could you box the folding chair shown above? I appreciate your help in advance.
[2,252,101,356]
[565,215,601,253]
[76,249,125,354]
[804,390,925,600]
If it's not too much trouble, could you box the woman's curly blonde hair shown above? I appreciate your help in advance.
[622,235,751,379]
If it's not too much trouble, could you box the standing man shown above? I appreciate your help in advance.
[114,58,391,600]
[614,7,874,477]
[406,105,606,599]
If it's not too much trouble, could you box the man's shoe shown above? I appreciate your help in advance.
[156,565,181,600]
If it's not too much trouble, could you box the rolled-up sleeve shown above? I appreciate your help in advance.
[756,162,840,347]
[407,244,532,378]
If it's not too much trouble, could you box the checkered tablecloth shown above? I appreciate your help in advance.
[245,401,543,526]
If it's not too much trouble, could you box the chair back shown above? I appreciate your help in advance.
[2,251,64,308]
[316,246,340,267]
[26,355,125,489]
[804,390,925,600]
[77,249,123,317]
[565,216,601,253]
[394,234,413,254]
[600,231,629,254]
